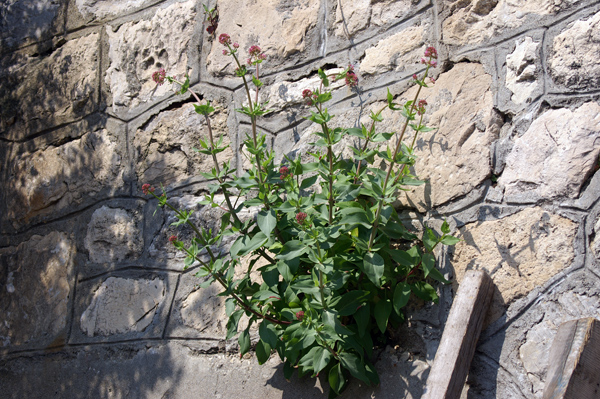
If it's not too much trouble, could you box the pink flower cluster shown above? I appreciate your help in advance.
[302,89,317,106]
[296,310,305,321]
[345,64,358,88]
[279,166,292,180]
[152,69,166,86]
[417,99,427,116]
[142,183,155,195]
[218,33,232,46]
[295,212,307,224]
[421,46,438,68]
[247,45,267,65]
[169,235,177,243]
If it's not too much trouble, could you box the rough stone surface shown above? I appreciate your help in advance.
[442,0,581,46]
[75,0,157,20]
[0,0,64,49]
[550,10,600,90]
[505,37,540,104]
[104,1,197,114]
[0,33,99,140]
[397,63,499,211]
[85,206,144,263]
[134,101,231,188]
[360,26,427,75]
[5,126,126,230]
[0,232,75,349]
[80,277,165,337]
[592,215,600,263]
[451,207,578,324]
[205,0,320,77]
[333,0,421,38]
[499,102,600,203]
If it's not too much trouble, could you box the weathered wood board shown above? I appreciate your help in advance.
[422,270,494,399]
[543,317,600,399]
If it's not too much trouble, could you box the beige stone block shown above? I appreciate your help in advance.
[104,1,197,113]
[134,101,231,188]
[205,0,319,76]
[450,207,577,324]
[80,277,165,337]
[499,102,600,202]
[0,232,75,348]
[550,10,600,90]
[0,33,99,140]
[360,26,426,75]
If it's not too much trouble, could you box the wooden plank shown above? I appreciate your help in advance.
[422,270,494,399]
[543,317,600,399]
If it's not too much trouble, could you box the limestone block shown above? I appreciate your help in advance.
[499,102,600,203]
[104,1,197,115]
[515,277,600,396]
[0,232,75,349]
[85,206,144,263]
[592,216,600,263]
[0,33,99,140]
[205,0,319,77]
[450,207,577,324]
[5,127,126,230]
[0,0,65,49]
[259,68,345,112]
[333,0,419,38]
[147,195,232,268]
[134,101,231,189]
[549,10,600,90]
[75,0,157,20]
[442,0,580,46]
[80,277,165,337]
[360,26,427,76]
[505,37,540,104]
[396,63,499,210]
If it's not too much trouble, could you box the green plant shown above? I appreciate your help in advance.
[144,34,457,397]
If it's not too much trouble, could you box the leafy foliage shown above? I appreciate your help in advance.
[145,36,452,397]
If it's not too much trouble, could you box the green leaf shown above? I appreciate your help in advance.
[313,346,332,376]
[300,174,319,190]
[329,363,346,395]
[179,75,190,95]
[277,240,308,261]
[421,253,435,278]
[428,266,451,284]
[238,328,251,356]
[323,310,353,335]
[257,209,277,237]
[226,309,244,340]
[193,102,215,116]
[230,232,268,258]
[423,227,437,252]
[252,75,263,88]
[441,220,450,234]
[283,360,295,380]
[393,282,411,314]
[334,291,370,316]
[318,68,330,87]
[411,281,439,303]
[374,299,392,334]
[317,92,332,103]
[256,339,271,364]
[362,252,385,287]
[441,235,461,245]
[354,305,370,338]
[225,297,236,317]
[346,127,365,138]
[259,321,279,348]
[339,352,370,384]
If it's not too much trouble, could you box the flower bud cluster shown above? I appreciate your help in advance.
[295,212,307,224]
[142,183,155,195]
[279,166,293,180]
[421,46,438,68]
[345,64,358,88]
[247,45,267,66]
[152,69,166,86]
[302,89,318,106]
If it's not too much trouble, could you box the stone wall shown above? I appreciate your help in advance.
[1,0,600,398]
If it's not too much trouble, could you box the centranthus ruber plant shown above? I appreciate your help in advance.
[144,33,457,397]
